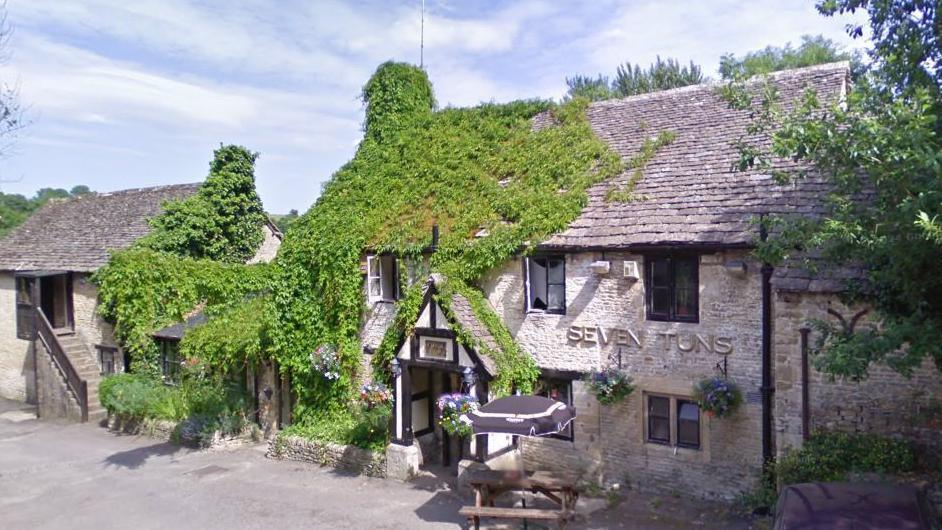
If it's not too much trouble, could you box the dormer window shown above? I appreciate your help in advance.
[525,256,566,314]
[366,255,399,302]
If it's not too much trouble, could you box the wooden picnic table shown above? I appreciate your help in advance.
[460,469,580,529]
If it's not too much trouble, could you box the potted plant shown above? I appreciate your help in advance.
[585,368,635,405]
[693,376,743,418]
[310,344,341,381]
[359,381,392,410]
[436,393,478,438]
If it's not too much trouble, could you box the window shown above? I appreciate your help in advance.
[526,256,565,314]
[97,345,119,376]
[647,395,671,444]
[366,255,399,303]
[645,255,698,322]
[159,340,180,381]
[14,276,34,340]
[645,393,701,450]
[677,400,700,449]
[535,377,574,440]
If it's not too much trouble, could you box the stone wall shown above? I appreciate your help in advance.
[247,223,282,264]
[0,272,35,402]
[72,273,116,356]
[482,250,766,500]
[773,292,942,461]
[267,435,387,478]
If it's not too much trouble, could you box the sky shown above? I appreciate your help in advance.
[0,0,866,214]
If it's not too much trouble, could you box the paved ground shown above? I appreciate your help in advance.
[0,399,758,529]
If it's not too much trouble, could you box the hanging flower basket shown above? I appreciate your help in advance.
[360,381,392,409]
[437,393,478,438]
[310,344,341,381]
[693,377,743,418]
[585,368,635,405]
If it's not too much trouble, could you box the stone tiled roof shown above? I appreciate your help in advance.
[772,256,865,293]
[540,62,850,250]
[447,291,498,376]
[0,183,200,272]
[152,311,208,340]
[361,301,397,351]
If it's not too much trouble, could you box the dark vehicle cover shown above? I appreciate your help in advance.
[773,482,937,530]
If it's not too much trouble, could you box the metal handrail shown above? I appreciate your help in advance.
[35,308,88,422]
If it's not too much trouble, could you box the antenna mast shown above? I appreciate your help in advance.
[420,0,425,69]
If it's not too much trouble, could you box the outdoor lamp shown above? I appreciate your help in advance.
[391,357,401,378]
[462,366,476,387]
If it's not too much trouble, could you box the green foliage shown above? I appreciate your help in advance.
[270,66,621,413]
[361,61,435,142]
[720,34,857,80]
[272,209,299,234]
[584,369,635,405]
[0,185,94,238]
[141,144,267,264]
[99,371,248,425]
[725,2,942,378]
[282,403,391,453]
[605,130,676,202]
[94,248,272,375]
[564,75,614,102]
[566,57,704,101]
[741,431,916,513]
[180,295,272,373]
[776,431,915,486]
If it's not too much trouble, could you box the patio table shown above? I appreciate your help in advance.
[461,469,580,529]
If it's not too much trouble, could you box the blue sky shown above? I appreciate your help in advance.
[0,0,864,213]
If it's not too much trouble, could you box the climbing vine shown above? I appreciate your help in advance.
[605,130,676,202]
[269,62,623,416]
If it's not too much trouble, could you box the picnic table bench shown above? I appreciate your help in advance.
[461,469,580,529]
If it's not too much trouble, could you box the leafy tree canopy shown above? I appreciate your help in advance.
[720,34,857,80]
[566,56,704,101]
[273,209,299,234]
[141,144,267,264]
[728,0,942,379]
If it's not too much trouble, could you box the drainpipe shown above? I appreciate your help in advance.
[799,327,811,441]
[760,222,774,466]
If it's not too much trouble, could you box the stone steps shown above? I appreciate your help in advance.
[46,333,105,423]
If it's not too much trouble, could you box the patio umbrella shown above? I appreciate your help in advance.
[464,395,575,437]
[461,395,576,527]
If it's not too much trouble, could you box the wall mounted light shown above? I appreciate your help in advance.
[623,260,640,281]
[590,260,611,275]
[724,260,748,276]
[391,357,402,378]
[462,366,476,388]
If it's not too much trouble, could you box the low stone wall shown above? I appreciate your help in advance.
[267,435,387,478]
[105,414,258,449]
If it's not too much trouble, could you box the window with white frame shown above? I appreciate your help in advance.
[525,256,566,314]
[644,393,701,450]
[366,255,399,303]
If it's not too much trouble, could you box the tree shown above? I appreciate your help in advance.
[70,185,91,196]
[0,184,94,237]
[612,57,704,97]
[273,209,299,234]
[565,57,704,101]
[0,2,24,168]
[720,34,858,80]
[564,75,613,102]
[143,145,267,263]
[731,1,942,379]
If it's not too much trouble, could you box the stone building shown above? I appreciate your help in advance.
[0,184,283,423]
[373,63,942,498]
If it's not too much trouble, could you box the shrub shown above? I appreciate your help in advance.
[740,431,916,515]
[284,403,391,453]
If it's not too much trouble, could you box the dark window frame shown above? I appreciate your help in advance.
[676,399,701,449]
[525,255,566,315]
[534,377,574,441]
[14,276,34,340]
[645,254,699,323]
[96,344,119,376]
[646,394,671,445]
[159,339,180,381]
